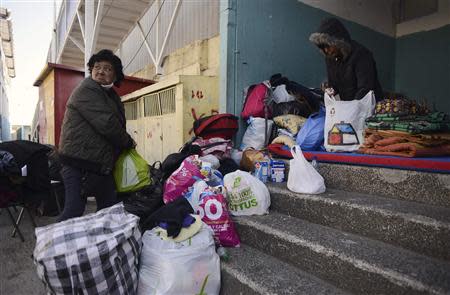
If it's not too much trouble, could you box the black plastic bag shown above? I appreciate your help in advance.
[161,142,201,181]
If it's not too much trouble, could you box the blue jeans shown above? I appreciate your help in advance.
[58,165,118,222]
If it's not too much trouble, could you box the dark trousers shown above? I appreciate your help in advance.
[58,165,118,222]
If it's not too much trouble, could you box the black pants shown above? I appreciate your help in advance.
[58,165,118,222]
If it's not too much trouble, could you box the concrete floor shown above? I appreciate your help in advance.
[0,202,95,295]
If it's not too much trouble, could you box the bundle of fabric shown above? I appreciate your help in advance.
[193,137,232,160]
[374,97,429,116]
[270,114,307,149]
[359,129,450,157]
[366,112,450,134]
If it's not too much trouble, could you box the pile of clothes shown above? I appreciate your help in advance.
[359,98,450,157]
[239,74,325,158]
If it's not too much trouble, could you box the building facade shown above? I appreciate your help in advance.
[0,7,15,142]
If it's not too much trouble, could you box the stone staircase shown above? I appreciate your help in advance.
[220,163,450,294]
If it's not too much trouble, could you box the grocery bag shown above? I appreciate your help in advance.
[163,155,204,204]
[223,170,270,216]
[287,146,325,194]
[114,148,151,193]
[137,223,220,295]
[324,91,375,152]
[34,203,142,295]
[186,180,240,247]
[240,117,273,150]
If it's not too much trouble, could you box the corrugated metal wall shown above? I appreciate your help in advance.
[120,0,219,74]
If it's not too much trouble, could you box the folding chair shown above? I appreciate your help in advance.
[1,184,37,242]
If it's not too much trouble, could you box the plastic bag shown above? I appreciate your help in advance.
[186,180,240,247]
[163,155,204,204]
[231,149,243,166]
[287,146,325,194]
[272,84,295,103]
[296,106,326,151]
[199,154,220,169]
[223,170,270,216]
[113,148,151,193]
[324,91,375,152]
[137,223,220,295]
[240,117,273,150]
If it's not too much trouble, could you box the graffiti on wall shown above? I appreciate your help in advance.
[191,90,204,99]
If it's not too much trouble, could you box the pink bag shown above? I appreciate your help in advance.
[193,137,233,160]
[163,155,204,204]
[241,83,271,120]
[197,187,240,247]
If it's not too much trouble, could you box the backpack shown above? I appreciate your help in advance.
[193,113,239,140]
[241,83,271,120]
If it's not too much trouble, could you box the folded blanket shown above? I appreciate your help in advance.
[360,129,450,157]
[366,112,450,133]
[359,143,450,158]
[363,129,450,147]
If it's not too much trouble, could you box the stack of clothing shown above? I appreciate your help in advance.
[359,98,450,157]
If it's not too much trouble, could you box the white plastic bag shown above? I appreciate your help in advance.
[199,154,220,170]
[138,223,220,295]
[324,91,375,152]
[240,117,273,150]
[223,170,270,216]
[287,146,326,194]
[231,149,243,166]
[273,84,295,103]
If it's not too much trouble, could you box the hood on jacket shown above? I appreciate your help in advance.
[309,18,352,60]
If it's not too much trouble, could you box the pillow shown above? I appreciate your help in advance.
[273,115,306,135]
[271,135,296,148]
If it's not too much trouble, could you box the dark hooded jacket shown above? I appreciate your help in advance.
[310,18,383,101]
[59,77,133,175]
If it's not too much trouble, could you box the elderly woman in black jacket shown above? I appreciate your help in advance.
[310,18,383,101]
[58,49,135,221]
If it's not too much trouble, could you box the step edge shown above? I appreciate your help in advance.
[268,186,450,230]
[238,217,448,295]
[221,263,273,295]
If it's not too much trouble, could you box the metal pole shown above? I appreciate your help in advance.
[85,0,94,76]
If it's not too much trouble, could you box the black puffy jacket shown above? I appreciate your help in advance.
[310,18,383,101]
[59,77,133,174]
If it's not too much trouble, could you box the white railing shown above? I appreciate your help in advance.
[50,0,81,63]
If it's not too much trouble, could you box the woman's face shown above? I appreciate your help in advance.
[92,61,115,85]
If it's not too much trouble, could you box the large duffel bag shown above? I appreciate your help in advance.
[33,203,142,295]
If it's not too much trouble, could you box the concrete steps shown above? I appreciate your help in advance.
[268,183,450,261]
[232,213,450,295]
[316,163,450,208]
[220,162,450,294]
[220,245,350,295]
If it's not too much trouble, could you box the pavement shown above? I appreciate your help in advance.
[0,202,95,295]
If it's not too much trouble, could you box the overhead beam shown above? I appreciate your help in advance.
[137,21,157,67]
[76,10,85,42]
[91,0,105,54]
[85,0,94,76]
[68,35,85,53]
[157,0,181,64]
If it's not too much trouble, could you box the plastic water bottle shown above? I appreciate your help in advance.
[217,246,230,262]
